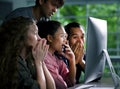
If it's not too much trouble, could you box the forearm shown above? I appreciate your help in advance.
[35,61,46,89]
[42,62,56,89]
[68,58,76,84]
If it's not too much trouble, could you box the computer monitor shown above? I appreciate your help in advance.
[84,17,107,83]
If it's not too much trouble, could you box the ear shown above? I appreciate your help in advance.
[38,0,44,5]
[47,35,53,43]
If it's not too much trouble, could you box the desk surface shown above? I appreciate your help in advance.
[68,77,115,89]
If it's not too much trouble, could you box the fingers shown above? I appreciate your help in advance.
[72,42,84,58]
[72,41,84,53]
[38,38,49,55]
[74,42,79,53]
[38,38,45,47]
[32,38,49,62]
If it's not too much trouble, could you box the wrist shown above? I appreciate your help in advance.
[34,60,43,67]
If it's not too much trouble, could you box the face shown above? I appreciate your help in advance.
[49,26,67,52]
[40,0,59,17]
[26,23,41,48]
[69,27,85,47]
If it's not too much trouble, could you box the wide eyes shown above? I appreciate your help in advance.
[71,35,84,40]
[72,36,78,39]
[61,34,67,39]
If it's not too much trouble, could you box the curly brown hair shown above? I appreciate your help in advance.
[0,16,34,89]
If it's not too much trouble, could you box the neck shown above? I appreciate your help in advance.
[20,48,27,60]
[48,48,55,55]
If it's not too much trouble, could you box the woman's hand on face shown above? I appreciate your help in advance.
[32,38,49,63]
[71,41,84,64]
[61,44,75,62]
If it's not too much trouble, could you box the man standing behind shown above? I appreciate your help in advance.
[5,0,64,22]
[65,22,85,84]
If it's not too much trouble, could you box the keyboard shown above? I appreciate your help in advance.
[75,83,114,89]
[75,84,95,89]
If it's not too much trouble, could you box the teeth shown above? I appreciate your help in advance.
[62,45,64,51]
[62,45,66,52]
[62,46,64,50]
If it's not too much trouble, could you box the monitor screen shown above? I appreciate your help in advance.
[84,17,107,83]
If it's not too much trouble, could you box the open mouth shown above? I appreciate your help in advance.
[62,45,66,53]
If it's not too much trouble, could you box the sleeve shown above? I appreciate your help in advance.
[18,58,40,89]
[58,60,73,87]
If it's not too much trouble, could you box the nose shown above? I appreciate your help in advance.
[37,35,41,41]
[63,38,68,44]
[53,7,58,13]
[77,38,83,44]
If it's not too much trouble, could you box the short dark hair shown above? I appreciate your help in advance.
[35,0,47,6]
[35,0,64,8]
[65,22,81,38]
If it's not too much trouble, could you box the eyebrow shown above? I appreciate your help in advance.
[70,33,85,36]
[70,33,78,36]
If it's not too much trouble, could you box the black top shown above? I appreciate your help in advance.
[18,56,40,89]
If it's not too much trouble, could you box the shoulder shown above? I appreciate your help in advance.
[13,6,32,12]
[5,6,33,21]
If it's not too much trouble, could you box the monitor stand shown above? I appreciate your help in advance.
[102,49,120,89]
